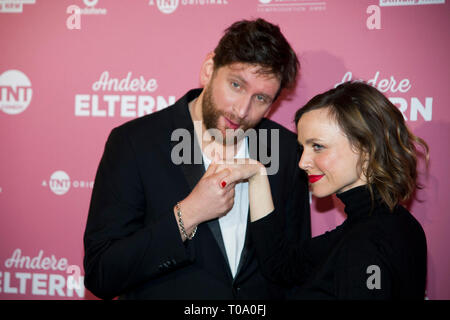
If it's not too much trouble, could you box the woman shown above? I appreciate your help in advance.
[220,81,429,299]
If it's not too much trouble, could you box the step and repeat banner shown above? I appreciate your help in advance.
[1,0,449,300]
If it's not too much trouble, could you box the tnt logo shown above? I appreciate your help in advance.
[42,170,93,195]
[49,171,71,196]
[0,70,32,115]
[151,0,179,14]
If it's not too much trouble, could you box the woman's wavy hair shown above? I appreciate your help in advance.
[295,81,429,211]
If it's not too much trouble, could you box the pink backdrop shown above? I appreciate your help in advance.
[1,0,449,300]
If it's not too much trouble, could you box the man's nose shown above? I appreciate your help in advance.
[234,95,252,119]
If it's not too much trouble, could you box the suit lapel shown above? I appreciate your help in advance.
[170,89,205,192]
[170,89,231,274]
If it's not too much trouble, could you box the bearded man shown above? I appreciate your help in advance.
[83,18,310,300]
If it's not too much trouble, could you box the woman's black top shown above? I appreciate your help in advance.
[250,185,427,299]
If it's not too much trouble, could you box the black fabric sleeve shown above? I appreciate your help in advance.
[83,127,193,300]
[250,158,312,287]
[284,157,311,247]
[251,203,329,287]
[334,237,393,300]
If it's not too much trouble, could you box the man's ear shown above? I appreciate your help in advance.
[200,52,215,87]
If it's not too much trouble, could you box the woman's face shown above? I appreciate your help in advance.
[297,108,367,198]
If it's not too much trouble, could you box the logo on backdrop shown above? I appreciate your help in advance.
[75,0,107,14]
[257,0,327,13]
[0,70,32,115]
[366,5,381,30]
[334,71,433,122]
[379,0,445,7]
[1,248,84,298]
[42,170,93,195]
[367,1,446,30]
[66,0,107,30]
[155,0,179,14]
[148,0,229,14]
[48,171,71,196]
[0,0,35,13]
[74,71,176,118]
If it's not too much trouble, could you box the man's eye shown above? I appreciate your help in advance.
[255,95,266,103]
[313,143,324,151]
[231,82,240,89]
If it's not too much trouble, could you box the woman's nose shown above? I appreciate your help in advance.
[298,151,312,171]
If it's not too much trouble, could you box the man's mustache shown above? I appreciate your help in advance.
[222,112,249,129]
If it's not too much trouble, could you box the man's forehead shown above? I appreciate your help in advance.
[223,62,279,80]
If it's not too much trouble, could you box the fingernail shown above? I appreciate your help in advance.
[221,181,227,188]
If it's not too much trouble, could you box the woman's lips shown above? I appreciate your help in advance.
[224,116,240,129]
[308,175,324,183]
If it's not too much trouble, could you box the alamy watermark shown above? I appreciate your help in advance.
[171,121,280,175]
[366,265,381,290]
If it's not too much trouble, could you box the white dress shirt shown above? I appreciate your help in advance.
[202,138,249,278]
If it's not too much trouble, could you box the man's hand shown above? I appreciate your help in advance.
[175,160,237,240]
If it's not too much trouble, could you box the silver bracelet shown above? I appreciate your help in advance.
[175,202,197,240]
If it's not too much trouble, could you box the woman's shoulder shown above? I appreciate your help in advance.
[340,205,426,259]
[376,205,426,243]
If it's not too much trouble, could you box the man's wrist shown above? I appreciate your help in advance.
[175,201,197,241]
[174,199,199,239]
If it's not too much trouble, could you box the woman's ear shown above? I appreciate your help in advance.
[200,52,215,87]
[359,149,371,183]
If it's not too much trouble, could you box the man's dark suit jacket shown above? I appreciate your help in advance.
[83,88,311,300]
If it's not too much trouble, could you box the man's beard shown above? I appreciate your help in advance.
[202,84,251,146]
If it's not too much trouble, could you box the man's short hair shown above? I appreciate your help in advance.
[213,18,300,99]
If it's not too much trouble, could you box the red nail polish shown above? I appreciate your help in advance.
[221,181,227,188]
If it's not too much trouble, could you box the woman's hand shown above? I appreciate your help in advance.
[216,158,266,185]
[216,158,274,222]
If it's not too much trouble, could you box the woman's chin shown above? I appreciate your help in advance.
[310,189,333,199]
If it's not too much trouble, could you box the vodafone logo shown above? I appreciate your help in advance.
[0,70,33,115]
